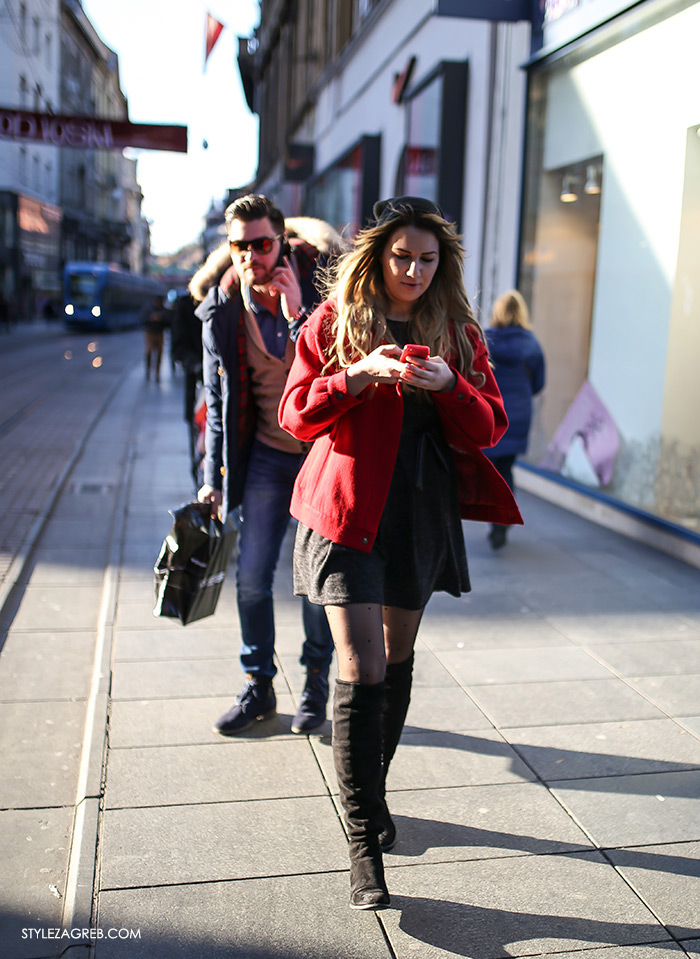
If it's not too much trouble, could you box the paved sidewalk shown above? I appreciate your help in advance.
[2,363,700,959]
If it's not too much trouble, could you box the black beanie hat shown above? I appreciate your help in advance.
[372,195,444,225]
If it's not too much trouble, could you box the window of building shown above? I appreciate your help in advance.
[19,147,27,184]
[33,16,39,54]
[19,2,27,44]
[395,60,468,228]
[303,135,381,235]
[19,74,28,108]
[400,74,442,203]
[45,32,52,67]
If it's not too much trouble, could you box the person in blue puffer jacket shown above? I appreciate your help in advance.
[484,289,545,549]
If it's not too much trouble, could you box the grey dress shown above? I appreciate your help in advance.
[293,320,470,610]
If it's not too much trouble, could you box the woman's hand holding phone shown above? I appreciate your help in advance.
[346,344,404,396]
[399,343,456,393]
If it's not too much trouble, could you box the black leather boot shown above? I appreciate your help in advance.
[332,680,390,910]
[379,653,414,851]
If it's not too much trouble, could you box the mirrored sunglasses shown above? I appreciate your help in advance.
[228,234,282,254]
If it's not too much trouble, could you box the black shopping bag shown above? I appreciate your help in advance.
[153,501,237,625]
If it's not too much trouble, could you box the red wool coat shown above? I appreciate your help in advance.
[278,300,523,553]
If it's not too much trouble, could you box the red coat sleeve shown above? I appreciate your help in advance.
[432,328,509,452]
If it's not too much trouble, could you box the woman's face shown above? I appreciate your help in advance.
[381,225,440,315]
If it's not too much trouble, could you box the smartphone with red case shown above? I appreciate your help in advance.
[399,343,430,363]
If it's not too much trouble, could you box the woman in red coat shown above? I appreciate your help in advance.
[279,196,521,910]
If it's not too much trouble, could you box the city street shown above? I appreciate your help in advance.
[1,323,699,959]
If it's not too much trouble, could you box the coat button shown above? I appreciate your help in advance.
[220,466,226,476]
[362,537,368,544]
[457,393,464,400]
[218,366,224,376]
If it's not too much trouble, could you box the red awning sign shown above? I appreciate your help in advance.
[0,107,188,153]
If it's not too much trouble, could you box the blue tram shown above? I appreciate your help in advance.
[63,262,165,331]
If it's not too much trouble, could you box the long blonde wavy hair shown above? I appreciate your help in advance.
[319,202,485,385]
[490,289,532,329]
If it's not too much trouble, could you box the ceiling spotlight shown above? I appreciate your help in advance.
[560,175,578,202]
[584,164,601,194]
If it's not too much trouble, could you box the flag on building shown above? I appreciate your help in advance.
[205,13,225,69]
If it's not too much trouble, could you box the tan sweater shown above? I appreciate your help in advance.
[243,311,304,454]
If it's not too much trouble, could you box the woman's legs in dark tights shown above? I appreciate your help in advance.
[325,603,423,907]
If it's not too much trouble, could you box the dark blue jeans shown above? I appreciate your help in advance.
[236,439,334,681]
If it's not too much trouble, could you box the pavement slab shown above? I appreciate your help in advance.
[592,639,700,677]
[466,678,665,728]
[607,841,700,936]
[379,781,593,864]
[441,645,614,686]
[505,719,700,780]
[25,548,107,586]
[108,694,297,747]
[0,807,75,959]
[104,738,331,808]
[10,584,105,631]
[419,611,572,650]
[550,769,700,847]
[112,626,236,662]
[0,700,86,808]
[115,592,239,629]
[0,630,95,701]
[632,675,700,717]
[110,657,241,700]
[99,796,347,888]
[95,873,392,959]
[380,851,670,958]
[313,727,536,794]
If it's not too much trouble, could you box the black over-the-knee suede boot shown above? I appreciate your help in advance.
[379,652,414,851]
[332,679,390,910]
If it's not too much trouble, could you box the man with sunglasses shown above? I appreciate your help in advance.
[195,194,337,736]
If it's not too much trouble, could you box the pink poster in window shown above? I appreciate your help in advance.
[540,380,620,487]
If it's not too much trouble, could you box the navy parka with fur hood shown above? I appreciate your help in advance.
[190,217,346,518]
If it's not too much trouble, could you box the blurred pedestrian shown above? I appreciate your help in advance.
[170,292,202,421]
[278,196,521,909]
[484,289,545,549]
[193,194,346,737]
[142,294,167,382]
[0,291,9,333]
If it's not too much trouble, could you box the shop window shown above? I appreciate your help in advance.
[519,147,603,460]
[518,1,700,536]
[401,74,441,203]
[304,135,380,235]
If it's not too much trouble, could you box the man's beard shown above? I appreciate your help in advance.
[242,263,273,289]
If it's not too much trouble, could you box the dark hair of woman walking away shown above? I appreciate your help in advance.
[278,196,522,910]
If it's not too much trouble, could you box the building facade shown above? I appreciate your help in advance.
[0,0,149,318]
[240,0,699,555]
[0,0,62,315]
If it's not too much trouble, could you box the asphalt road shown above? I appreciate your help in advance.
[0,323,145,599]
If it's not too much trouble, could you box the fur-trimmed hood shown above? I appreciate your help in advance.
[188,215,348,304]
